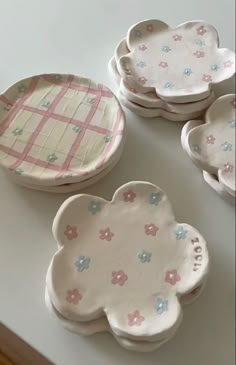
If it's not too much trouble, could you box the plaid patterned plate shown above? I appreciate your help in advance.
[0,74,125,186]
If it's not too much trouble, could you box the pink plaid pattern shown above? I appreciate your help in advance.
[0,74,125,182]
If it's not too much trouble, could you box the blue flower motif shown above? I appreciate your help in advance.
[42,101,51,108]
[104,135,112,143]
[221,141,232,151]
[229,120,236,128]
[211,64,219,71]
[138,250,152,263]
[14,167,24,175]
[164,82,174,89]
[47,153,58,163]
[175,226,188,240]
[12,128,23,136]
[75,256,91,272]
[135,30,142,38]
[184,68,193,76]
[195,39,205,46]
[73,125,82,134]
[17,84,26,93]
[192,144,201,153]
[88,201,102,215]
[149,192,162,206]
[155,297,169,315]
[137,61,147,68]
[87,97,95,104]
[162,46,171,52]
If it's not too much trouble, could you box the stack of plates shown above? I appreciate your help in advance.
[109,19,235,121]
[0,74,126,193]
[46,182,209,352]
[181,94,235,204]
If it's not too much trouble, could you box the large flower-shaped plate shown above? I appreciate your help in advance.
[118,20,235,103]
[46,182,209,344]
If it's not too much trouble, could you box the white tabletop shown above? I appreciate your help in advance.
[0,1,235,364]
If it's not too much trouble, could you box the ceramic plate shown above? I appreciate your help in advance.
[118,20,235,103]
[0,74,125,186]
[117,90,207,121]
[183,94,235,196]
[46,182,209,343]
[109,55,215,113]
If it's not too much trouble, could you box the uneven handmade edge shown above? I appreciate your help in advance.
[119,19,235,102]
[186,94,236,195]
[47,181,209,341]
[0,74,125,186]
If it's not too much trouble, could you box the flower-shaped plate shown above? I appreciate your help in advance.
[182,94,235,197]
[113,39,215,111]
[118,20,235,103]
[0,74,125,186]
[46,182,209,343]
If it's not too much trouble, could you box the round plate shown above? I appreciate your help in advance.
[0,74,125,186]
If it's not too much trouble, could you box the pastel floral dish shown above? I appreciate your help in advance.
[0,74,126,190]
[46,181,209,351]
[113,39,215,111]
[181,94,235,202]
[117,19,235,103]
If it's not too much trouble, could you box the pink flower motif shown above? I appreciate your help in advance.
[99,227,114,241]
[138,77,147,85]
[193,50,205,58]
[224,60,234,68]
[146,24,154,32]
[129,87,138,94]
[165,270,181,286]
[230,99,236,108]
[159,61,168,68]
[196,25,207,36]
[66,289,83,304]
[206,135,216,144]
[145,223,159,236]
[224,163,234,173]
[128,310,145,326]
[172,34,182,41]
[139,45,147,51]
[64,225,78,240]
[202,74,212,82]
[111,270,128,286]
[123,190,137,202]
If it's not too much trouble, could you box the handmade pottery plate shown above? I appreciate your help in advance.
[118,19,235,103]
[182,94,235,197]
[0,74,125,186]
[117,90,207,121]
[46,182,209,344]
[113,40,216,111]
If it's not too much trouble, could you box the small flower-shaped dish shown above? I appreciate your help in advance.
[47,181,209,343]
[0,74,125,186]
[182,94,235,197]
[119,19,235,103]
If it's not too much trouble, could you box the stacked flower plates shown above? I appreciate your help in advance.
[46,182,209,352]
[181,94,235,204]
[109,19,235,121]
[0,74,126,193]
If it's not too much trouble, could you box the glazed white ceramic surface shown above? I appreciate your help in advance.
[118,20,235,103]
[46,182,209,345]
[0,74,126,186]
[117,90,207,121]
[113,40,216,111]
[203,171,235,205]
[10,136,125,193]
[183,95,235,197]
[45,288,179,352]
